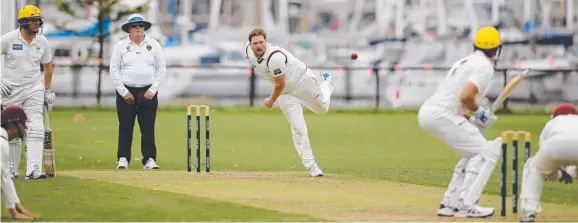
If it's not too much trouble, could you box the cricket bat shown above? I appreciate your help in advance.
[43,103,56,177]
[491,69,530,112]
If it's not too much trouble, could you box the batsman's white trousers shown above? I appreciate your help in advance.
[418,104,501,208]
[2,81,45,176]
[417,105,487,157]
[521,135,578,213]
[277,69,333,170]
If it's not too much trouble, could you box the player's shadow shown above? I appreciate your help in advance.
[0,216,37,221]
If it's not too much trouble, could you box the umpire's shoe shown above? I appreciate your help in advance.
[25,171,47,180]
[143,158,160,170]
[117,157,128,169]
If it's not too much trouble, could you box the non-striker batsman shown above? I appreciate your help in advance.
[418,26,503,218]
[0,5,55,180]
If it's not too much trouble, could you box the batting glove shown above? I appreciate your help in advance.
[44,90,56,111]
[0,79,13,97]
[473,106,498,128]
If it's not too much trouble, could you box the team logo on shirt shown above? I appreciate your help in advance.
[274,69,282,75]
[36,46,40,52]
[146,45,152,51]
[12,44,22,50]
[126,46,131,50]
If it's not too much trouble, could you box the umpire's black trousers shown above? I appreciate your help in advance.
[116,85,158,165]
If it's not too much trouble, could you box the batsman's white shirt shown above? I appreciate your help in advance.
[1,128,21,208]
[1,29,52,86]
[418,50,495,157]
[422,50,495,116]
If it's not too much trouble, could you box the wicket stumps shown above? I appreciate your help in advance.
[187,105,210,173]
[500,130,531,217]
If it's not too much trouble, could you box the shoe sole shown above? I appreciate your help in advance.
[454,213,494,218]
[437,213,454,217]
[25,175,47,180]
[143,167,160,170]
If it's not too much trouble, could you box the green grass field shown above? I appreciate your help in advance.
[1,107,577,222]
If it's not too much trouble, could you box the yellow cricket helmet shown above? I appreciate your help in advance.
[473,26,501,50]
[18,5,43,20]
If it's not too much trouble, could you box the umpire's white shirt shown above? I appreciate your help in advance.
[109,35,166,97]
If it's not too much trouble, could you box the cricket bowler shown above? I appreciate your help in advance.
[244,28,333,177]
[519,103,578,222]
[1,106,37,220]
[0,5,55,179]
[417,26,503,218]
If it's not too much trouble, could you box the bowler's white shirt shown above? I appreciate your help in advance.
[1,29,52,86]
[422,50,495,116]
[109,36,166,97]
[245,42,307,91]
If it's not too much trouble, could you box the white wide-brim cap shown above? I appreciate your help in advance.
[121,14,152,33]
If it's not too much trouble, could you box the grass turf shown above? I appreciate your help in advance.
[1,175,321,222]
[1,109,577,221]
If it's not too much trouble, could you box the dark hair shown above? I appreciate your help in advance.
[248,28,267,42]
[473,45,501,59]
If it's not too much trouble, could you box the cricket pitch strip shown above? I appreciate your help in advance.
[62,170,577,222]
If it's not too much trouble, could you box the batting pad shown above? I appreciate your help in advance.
[442,157,468,208]
[25,128,44,176]
[458,138,501,207]
[9,138,21,175]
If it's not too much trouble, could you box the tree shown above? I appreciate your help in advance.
[53,0,149,105]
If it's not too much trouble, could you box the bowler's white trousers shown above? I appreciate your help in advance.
[277,69,333,170]
[418,104,502,208]
[520,135,578,213]
[2,81,45,177]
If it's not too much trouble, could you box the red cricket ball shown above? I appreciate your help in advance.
[351,53,358,60]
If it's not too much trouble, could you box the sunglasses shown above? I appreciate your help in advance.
[131,23,145,28]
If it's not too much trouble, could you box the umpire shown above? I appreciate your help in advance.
[109,14,166,170]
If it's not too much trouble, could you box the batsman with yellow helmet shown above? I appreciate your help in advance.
[417,26,503,218]
[0,5,55,180]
